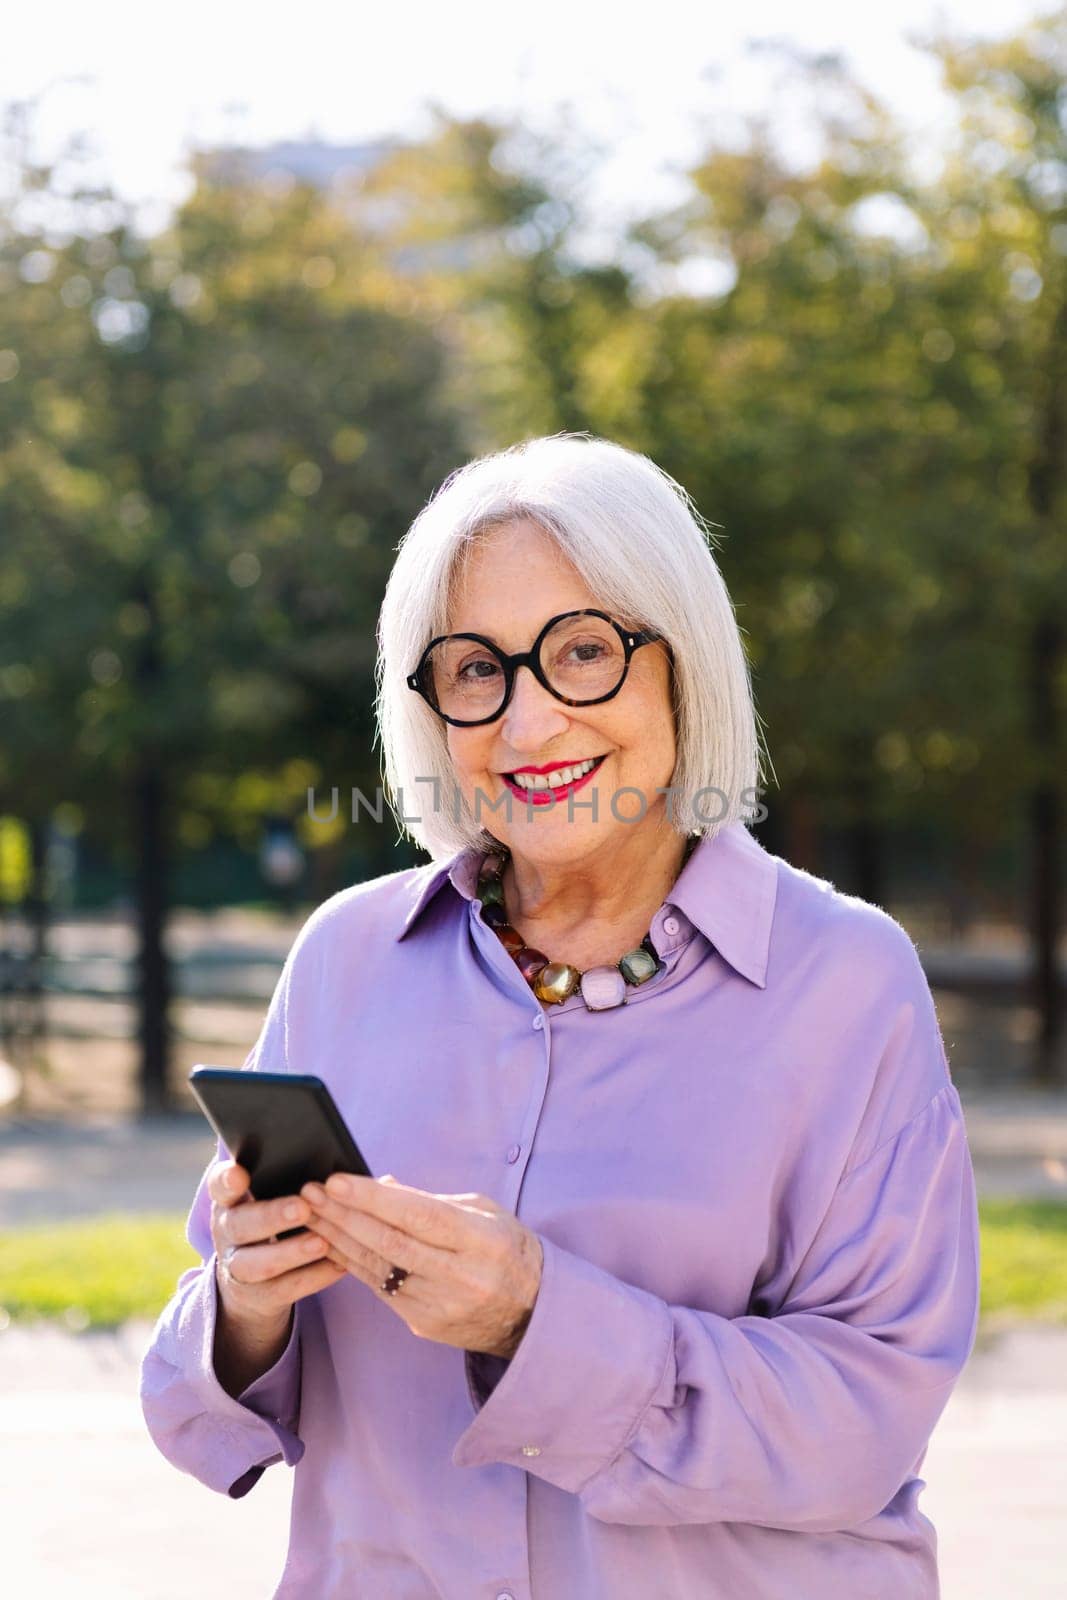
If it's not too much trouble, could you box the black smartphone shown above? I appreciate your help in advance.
[188,1066,374,1236]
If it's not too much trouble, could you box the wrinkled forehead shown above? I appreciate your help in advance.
[443,520,628,641]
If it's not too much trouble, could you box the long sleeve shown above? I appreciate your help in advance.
[139,1147,306,1497]
[452,982,981,1533]
[139,938,307,1498]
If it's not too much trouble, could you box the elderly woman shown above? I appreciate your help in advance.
[141,434,979,1599]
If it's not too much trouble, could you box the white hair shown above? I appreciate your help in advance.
[374,432,769,859]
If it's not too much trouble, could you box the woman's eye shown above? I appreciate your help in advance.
[556,642,607,668]
[458,658,500,681]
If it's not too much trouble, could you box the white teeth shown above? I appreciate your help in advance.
[511,757,600,790]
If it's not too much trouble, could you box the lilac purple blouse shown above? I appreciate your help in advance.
[140,820,980,1598]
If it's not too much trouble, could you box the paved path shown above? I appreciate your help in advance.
[0,1320,291,1598]
[6,900,1066,1119]
[0,1113,219,1226]
[0,1317,1063,1597]
[27,902,1067,999]
[3,1084,1067,1228]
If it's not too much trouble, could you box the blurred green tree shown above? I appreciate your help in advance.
[2,20,1064,1107]
[0,107,463,1108]
[911,8,1067,1081]
[620,34,1065,1080]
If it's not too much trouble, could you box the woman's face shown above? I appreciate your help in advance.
[444,519,677,865]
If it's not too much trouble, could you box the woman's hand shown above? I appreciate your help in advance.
[300,1173,544,1359]
[209,1159,348,1333]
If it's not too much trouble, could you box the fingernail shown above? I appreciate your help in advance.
[302,1183,325,1204]
[283,1201,302,1221]
[222,1170,236,1191]
[325,1174,351,1198]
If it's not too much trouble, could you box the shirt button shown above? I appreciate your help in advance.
[532,1012,544,1029]
[506,1144,521,1163]
[496,1592,516,1600]
[663,916,680,936]
[521,1445,541,1456]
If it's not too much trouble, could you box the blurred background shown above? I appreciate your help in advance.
[0,2,1064,1596]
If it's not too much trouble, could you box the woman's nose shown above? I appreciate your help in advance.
[500,663,570,745]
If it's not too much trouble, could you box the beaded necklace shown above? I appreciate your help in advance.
[475,834,700,1012]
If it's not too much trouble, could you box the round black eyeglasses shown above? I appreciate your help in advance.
[406,609,667,727]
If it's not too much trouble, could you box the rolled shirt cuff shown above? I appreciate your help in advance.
[451,1234,672,1494]
[140,1255,305,1498]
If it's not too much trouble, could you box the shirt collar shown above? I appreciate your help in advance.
[395,820,777,989]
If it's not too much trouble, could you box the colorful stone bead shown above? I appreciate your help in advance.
[515,946,550,984]
[619,945,659,986]
[532,962,580,1004]
[496,925,525,955]
[477,842,692,1013]
[479,875,505,908]
[579,966,629,1010]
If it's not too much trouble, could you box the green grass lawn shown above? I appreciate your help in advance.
[0,1213,199,1328]
[0,1200,1065,1329]
[975,1197,1067,1320]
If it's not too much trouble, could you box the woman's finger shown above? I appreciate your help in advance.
[305,1211,398,1291]
[301,1186,440,1278]
[216,1193,311,1250]
[207,1161,251,1207]
[223,1230,329,1285]
[220,1253,347,1314]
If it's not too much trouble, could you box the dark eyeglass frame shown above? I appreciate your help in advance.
[406,608,667,728]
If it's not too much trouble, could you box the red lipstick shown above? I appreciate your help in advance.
[509,758,602,775]
[500,754,606,806]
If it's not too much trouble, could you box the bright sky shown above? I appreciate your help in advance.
[1,0,1056,252]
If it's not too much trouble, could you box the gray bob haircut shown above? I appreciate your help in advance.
[374,432,767,860]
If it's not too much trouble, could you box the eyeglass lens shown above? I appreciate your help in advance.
[425,614,628,722]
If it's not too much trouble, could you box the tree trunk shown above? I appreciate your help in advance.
[844,741,884,908]
[783,788,819,875]
[134,759,172,1114]
[1024,272,1066,1088]
[850,808,884,909]
[23,818,47,1066]
[1030,615,1063,1087]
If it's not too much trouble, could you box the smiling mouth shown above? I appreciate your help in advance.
[500,754,608,791]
